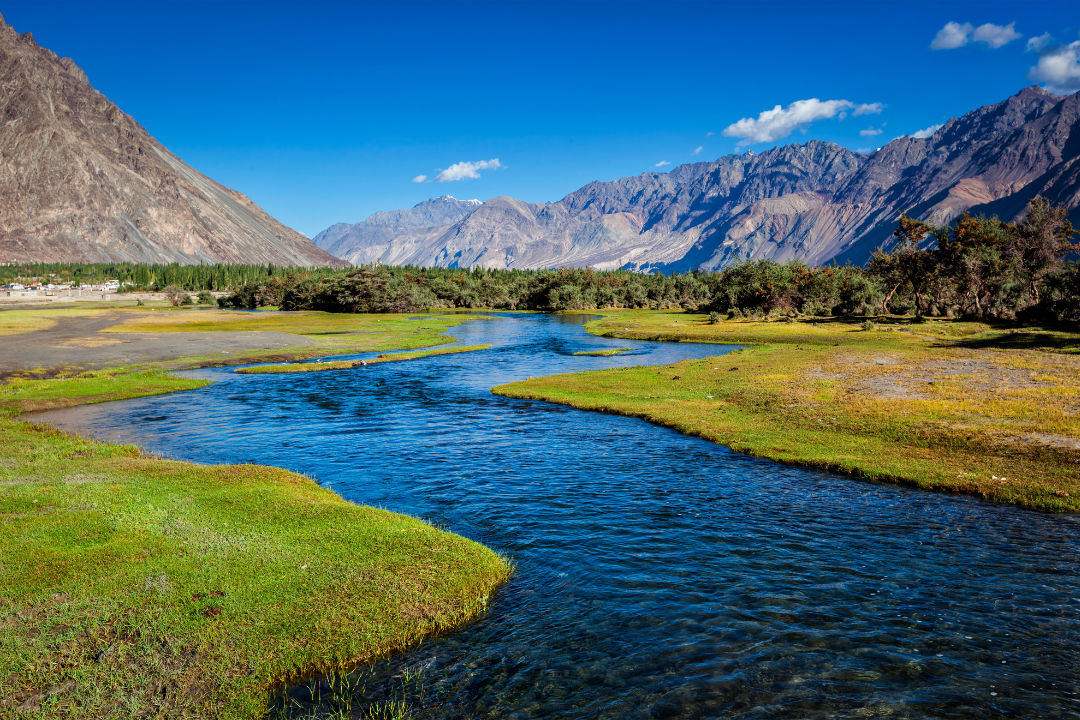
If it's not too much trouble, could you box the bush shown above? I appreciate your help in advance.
[708,311,722,324]
[861,319,876,331]
[162,285,186,307]
[197,290,215,305]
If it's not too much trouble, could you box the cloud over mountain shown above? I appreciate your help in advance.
[1028,39,1080,94]
[434,159,503,182]
[911,123,943,139]
[722,99,881,146]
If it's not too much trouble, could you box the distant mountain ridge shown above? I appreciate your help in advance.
[316,86,1080,271]
[313,196,481,262]
[0,14,344,267]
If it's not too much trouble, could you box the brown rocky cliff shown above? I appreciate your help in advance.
[0,14,346,267]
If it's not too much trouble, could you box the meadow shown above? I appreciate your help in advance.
[495,310,1080,512]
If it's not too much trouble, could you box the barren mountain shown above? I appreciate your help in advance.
[313,195,480,264]
[0,14,344,267]
[316,87,1080,271]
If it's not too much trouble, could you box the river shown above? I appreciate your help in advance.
[33,313,1080,719]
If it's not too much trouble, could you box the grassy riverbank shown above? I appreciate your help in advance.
[496,310,1080,512]
[102,309,497,370]
[0,309,512,718]
[235,344,493,374]
[572,347,632,357]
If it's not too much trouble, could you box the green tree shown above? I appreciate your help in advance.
[1006,197,1077,305]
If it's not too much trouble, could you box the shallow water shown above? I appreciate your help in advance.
[34,314,1080,719]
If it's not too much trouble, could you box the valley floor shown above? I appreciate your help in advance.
[0,303,511,718]
[495,310,1080,513]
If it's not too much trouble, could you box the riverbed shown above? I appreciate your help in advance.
[33,313,1080,719]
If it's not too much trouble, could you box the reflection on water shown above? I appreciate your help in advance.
[33,314,1080,719]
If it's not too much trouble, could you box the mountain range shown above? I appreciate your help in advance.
[5,9,1079,273]
[316,86,1080,271]
[0,13,342,267]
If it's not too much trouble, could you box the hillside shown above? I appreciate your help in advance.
[315,86,1080,271]
[0,14,345,267]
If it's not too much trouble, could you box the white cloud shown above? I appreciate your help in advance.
[973,22,1021,48]
[433,159,503,183]
[705,131,713,137]
[721,98,879,146]
[655,160,671,167]
[692,146,703,155]
[932,21,1021,50]
[911,123,944,139]
[855,148,875,154]
[1027,33,1054,52]
[859,126,883,137]
[853,103,884,116]
[412,174,428,183]
[931,21,974,49]
[1028,39,1080,94]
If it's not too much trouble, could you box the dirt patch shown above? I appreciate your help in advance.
[1022,432,1080,451]
[849,352,1080,404]
[0,312,315,377]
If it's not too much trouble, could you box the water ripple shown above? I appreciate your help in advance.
[33,314,1080,719]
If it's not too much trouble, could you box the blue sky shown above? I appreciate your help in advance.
[4,1,1078,237]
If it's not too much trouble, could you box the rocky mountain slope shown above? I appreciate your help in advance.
[317,86,1080,271]
[0,14,344,267]
[313,195,480,264]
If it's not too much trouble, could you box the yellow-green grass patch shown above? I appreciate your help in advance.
[0,307,114,337]
[572,347,633,357]
[496,311,1080,512]
[235,345,493,374]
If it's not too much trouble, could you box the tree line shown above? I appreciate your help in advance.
[219,198,1077,322]
[0,261,299,290]
[3,198,1074,322]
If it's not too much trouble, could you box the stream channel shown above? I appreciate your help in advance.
[32,313,1080,719]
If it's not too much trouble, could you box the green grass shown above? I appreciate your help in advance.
[0,422,510,717]
[0,309,512,717]
[495,311,1080,512]
[234,345,494,375]
[572,347,632,357]
[0,369,209,417]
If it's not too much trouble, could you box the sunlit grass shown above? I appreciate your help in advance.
[496,311,1080,512]
[235,345,493,374]
[572,347,632,357]
[0,308,512,717]
[0,421,510,717]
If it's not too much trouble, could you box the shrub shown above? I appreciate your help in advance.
[708,311,722,324]
[163,286,186,307]
[861,319,876,331]
[197,290,215,305]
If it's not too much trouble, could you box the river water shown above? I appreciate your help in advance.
[33,314,1080,719]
